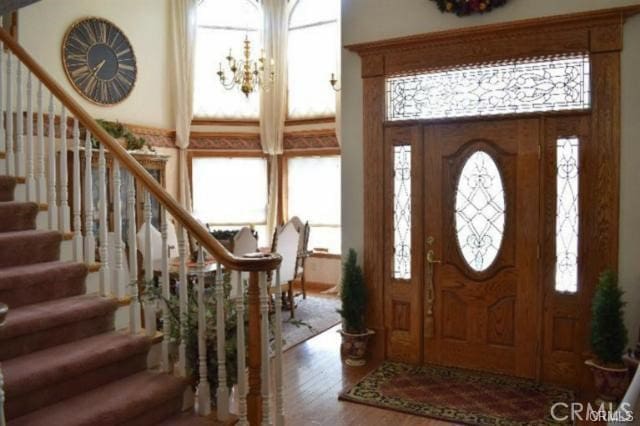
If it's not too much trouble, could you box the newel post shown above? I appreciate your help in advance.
[247,270,262,425]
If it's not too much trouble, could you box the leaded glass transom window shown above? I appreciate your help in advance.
[386,54,591,121]
[393,145,411,280]
[455,151,505,272]
[555,137,579,293]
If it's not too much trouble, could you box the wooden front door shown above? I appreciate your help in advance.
[423,119,541,378]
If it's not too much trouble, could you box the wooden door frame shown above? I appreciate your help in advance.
[347,6,640,393]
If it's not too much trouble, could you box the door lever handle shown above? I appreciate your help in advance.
[426,250,441,264]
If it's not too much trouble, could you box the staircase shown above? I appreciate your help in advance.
[0,175,189,425]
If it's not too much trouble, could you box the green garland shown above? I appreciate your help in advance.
[431,0,508,16]
[92,119,153,152]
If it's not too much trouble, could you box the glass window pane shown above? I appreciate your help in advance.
[289,0,339,28]
[198,0,260,30]
[307,226,341,254]
[556,137,580,293]
[194,0,261,119]
[393,146,411,280]
[287,22,338,118]
[192,157,268,226]
[287,156,341,225]
[387,54,591,121]
[455,151,506,272]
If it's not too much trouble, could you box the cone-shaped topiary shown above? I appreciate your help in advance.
[337,249,367,334]
[590,270,628,366]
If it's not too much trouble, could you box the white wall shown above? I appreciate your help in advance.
[341,0,640,341]
[18,0,173,129]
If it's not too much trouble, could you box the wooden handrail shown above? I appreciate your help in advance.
[0,28,280,272]
[0,303,7,327]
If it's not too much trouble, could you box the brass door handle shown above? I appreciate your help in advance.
[426,250,441,264]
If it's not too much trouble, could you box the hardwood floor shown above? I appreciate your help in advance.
[282,324,455,426]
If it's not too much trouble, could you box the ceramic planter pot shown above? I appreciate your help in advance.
[585,359,631,402]
[339,329,375,367]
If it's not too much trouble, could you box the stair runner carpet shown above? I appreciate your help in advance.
[0,175,191,425]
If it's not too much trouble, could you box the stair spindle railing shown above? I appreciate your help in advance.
[14,61,23,180]
[97,144,110,297]
[72,118,82,261]
[215,261,229,420]
[25,71,35,201]
[35,81,45,203]
[196,246,211,416]
[0,27,282,426]
[5,52,13,177]
[127,172,141,334]
[58,106,70,233]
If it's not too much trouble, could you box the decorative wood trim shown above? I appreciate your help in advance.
[283,129,339,151]
[284,116,335,126]
[347,6,639,77]
[189,132,262,151]
[191,118,260,127]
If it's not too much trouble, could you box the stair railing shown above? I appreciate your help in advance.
[0,27,283,426]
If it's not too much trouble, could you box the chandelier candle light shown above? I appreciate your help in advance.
[217,35,274,97]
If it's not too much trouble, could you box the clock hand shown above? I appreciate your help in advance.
[92,59,106,76]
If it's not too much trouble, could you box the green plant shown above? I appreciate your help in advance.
[337,249,367,334]
[93,119,153,152]
[590,270,628,366]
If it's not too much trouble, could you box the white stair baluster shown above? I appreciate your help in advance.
[83,131,95,264]
[216,262,229,419]
[25,71,35,201]
[47,93,57,229]
[196,246,211,416]
[35,81,45,204]
[175,225,188,377]
[58,106,70,233]
[97,144,110,297]
[160,205,170,371]
[235,272,248,426]
[0,46,5,174]
[127,172,141,334]
[273,268,284,426]
[72,119,82,261]
[112,160,124,299]
[14,60,23,179]
[5,52,13,177]
[260,271,271,426]
[143,190,156,336]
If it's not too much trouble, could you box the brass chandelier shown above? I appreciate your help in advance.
[217,35,274,97]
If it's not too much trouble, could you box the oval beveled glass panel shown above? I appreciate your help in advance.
[455,151,506,272]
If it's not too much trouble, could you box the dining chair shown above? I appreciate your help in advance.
[231,227,258,295]
[270,221,300,318]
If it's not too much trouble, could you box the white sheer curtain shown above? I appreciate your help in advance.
[260,0,288,239]
[171,0,198,210]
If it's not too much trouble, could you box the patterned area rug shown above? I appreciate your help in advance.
[339,362,574,425]
[282,294,341,351]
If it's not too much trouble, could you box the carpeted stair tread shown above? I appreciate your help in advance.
[0,229,61,268]
[3,331,152,398]
[0,261,87,308]
[0,201,38,232]
[0,295,116,341]
[8,371,189,426]
[0,175,16,201]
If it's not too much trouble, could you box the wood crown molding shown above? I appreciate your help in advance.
[346,5,640,77]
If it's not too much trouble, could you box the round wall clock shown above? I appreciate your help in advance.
[62,17,137,105]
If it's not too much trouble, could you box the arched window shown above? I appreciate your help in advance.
[194,0,261,119]
[287,0,339,119]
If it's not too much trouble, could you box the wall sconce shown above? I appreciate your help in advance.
[330,73,341,92]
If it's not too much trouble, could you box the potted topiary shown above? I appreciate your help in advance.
[337,249,374,366]
[585,270,630,403]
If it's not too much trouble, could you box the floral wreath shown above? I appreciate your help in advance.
[431,0,508,16]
